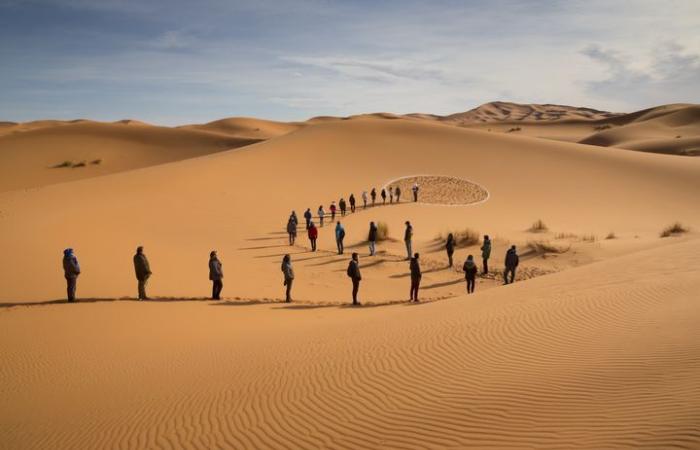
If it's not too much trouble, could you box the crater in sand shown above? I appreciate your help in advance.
[384,175,489,206]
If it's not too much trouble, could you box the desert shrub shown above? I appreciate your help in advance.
[376,222,390,241]
[71,161,86,168]
[507,127,521,133]
[594,124,612,131]
[555,232,578,239]
[581,234,597,242]
[660,222,688,238]
[438,228,480,247]
[528,219,548,233]
[527,240,569,254]
[605,232,617,240]
[90,159,102,165]
[52,161,73,168]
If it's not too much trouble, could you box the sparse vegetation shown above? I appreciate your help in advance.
[437,228,481,247]
[581,234,597,242]
[528,219,548,233]
[90,159,102,165]
[594,124,612,131]
[605,232,617,240]
[71,161,86,168]
[52,160,73,168]
[376,222,390,241]
[507,127,522,133]
[555,232,578,239]
[660,222,688,238]
[527,240,570,254]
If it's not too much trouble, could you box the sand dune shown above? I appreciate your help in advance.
[179,117,305,140]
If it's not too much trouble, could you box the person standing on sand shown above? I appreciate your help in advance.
[395,186,401,203]
[347,252,362,305]
[133,246,152,300]
[409,253,422,302]
[335,221,346,255]
[339,198,347,217]
[209,250,223,300]
[281,254,294,302]
[304,208,312,230]
[308,221,318,251]
[362,191,368,209]
[287,217,297,245]
[318,205,325,227]
[349,193,356,213]
[445,233,455,267]
[404,221,413,260]
[330,201,337,222]
[381,188,387,204]
[389,186,394,204]
[290,210,298,227]
[463,255,478,294]
[368,221,378,256]
[371,188,377,206]
[412,182,419,202]
[481,235,491,274]
[504,245,519,284]
[62,248,80,302]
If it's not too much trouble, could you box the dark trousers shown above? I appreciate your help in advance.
[413,192,418,202]
[320,217,324,227]
[447,251,454,267]
[504,267,516,284]
[466,276,475,293]
[331,212,336,221]
[65,276,77,301]
[289,232,296,245]
[410,276,421,301]
[483,258,489,274]
[212,279,223,300]
[337,238,344,254]
[285,278,293,302]
[305,219,310,229]
[351,204,355,213]
[352,278,360,305]
[310,238,317,251]
[341,209,346,216]
[137,276,149,299]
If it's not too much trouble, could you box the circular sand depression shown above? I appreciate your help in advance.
[384,175,489,206]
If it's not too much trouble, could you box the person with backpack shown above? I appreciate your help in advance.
[481,235,492,274]
[339,198,347,217]
[445,233,455,267]
[463,255,478,294]
[381,188,387,204]
[404,221,413,260]
[281,254,294,302]
[395,186,401,203]
[287,217,297,245]
[304,208,312,230]
[209,250,223,300]
[330,201,337,222]
[409,253,421,302]
[62,248,80,302]
[318,205,325,227]
[370,188,377,206]
[504,245,519,284]
[412,182,419,202]
[362,191,368,209]
[133,246,152,300]
[335,221,346,255]
[347,252,362,305]
[289,210,298,226]
[308,221,318,251]
[368,221,378,256]
[349,194,356,213]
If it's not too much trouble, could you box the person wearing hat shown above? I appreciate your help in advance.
[62,248,81,302]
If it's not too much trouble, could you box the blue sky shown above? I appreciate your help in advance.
[1,0,699,124]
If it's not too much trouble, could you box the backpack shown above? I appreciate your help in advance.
[347,261,354,277]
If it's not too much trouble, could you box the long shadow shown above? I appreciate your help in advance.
[255,251,308,259]
[421,278,464,289]
[0,296,215,308]
[246,236,284,242]
[388,267,445,279]
[238,244,288,250]
[210,298,285,306]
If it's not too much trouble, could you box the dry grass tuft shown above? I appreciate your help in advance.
[438,228,480,247]
[605,232,617,240]
[71,161,86,168]
[528,219,548,233]
[52,160,73,169]
[660,222,688,238]
[555,232,578,239]
[527,240,570,254]
[90,159,102,165]
[376,222,390,241]
[581,234,597,242]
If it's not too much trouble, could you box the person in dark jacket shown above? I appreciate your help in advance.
[330,201,337,222]
[318,205,325,227]
[370,188,377,206]
[209,250,223,300]
[504,245,519,284]
[133,246,152,300]
[368,221,378,256]
[308,221,318,251]
[381,188,387,204]
[62,248,80,302]
[347,252,361,305]
[339,198,347,217]
[335,222,346,255]
[412,182,419,202]
[463,255,478,293]
[349,194,356,213]
[481,235,491,274]
[409,253,421,302]
[445,233,456,267]
[389,186,394,204]
[404,221,413,260]
[287,217,297,245]
[395,186,401,203]
[281,254,294,302]
[304,208,312,230]
[290,211,298,226]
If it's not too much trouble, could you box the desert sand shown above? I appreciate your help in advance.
[1,103,699,448]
